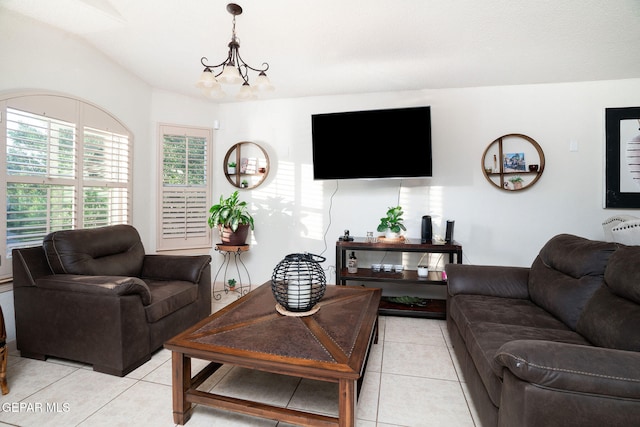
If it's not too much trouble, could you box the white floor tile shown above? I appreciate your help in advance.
[0,315,477,427]
[377,373,475,427]
[382,342,459,381]
[78,380,174,426]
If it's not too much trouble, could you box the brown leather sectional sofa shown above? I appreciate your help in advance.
[12,225,212,376]
[446,234,640,427]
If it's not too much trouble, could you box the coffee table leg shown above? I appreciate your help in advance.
[172,352,192,424]
[339,378,356,427]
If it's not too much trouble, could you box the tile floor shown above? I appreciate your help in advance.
[0,294,483,427]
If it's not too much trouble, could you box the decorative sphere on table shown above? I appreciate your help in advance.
[271,253,326,312]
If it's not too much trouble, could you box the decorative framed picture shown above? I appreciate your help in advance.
[503,152,526,172]
[605,107,640,208]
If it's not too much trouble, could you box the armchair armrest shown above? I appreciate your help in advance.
[35,274,151,305]
[445,264,530,299]
[495,340,640,399]
[141,254,212,284]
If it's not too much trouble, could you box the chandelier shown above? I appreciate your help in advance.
[196,3,273,100]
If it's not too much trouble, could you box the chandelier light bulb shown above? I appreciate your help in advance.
[218,65,243,85]
[254,71,274,92]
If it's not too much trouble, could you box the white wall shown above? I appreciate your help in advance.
[213,82,640,287]
[1,9,640,339]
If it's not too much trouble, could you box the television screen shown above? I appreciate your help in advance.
[311,106,432,180]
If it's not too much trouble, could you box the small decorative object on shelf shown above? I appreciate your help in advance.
[508,175,524,190]
[227,161,237,174]
[417,265,429,277]
[271,253,326,315]
[347,251,358,273]
[227,278,237,290]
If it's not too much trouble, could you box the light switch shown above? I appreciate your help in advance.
[569,139,578,152]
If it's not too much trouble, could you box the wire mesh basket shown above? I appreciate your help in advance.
[271,253,326,312]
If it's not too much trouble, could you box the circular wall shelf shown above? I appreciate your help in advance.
[224,142,270,189]
[481,133,545,191]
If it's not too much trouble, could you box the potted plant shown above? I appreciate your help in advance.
[376,205,407,239]
[208,191,255,245]
[227,161,237,174]
[241,179,249,188]
[227,278,237,290]
[508,175,524,190]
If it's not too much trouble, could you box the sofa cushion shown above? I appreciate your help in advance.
[604,245,640,304]
[449,293,589,406]
[449,294,569,332]
[143,279,199,323]
[576,246,640,352]
[44,225,145,277]
[528,234,617,330]
[464,320,589,407]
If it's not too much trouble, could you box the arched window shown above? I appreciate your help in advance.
[0,92,133,279]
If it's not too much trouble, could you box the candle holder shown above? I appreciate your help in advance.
[271,253,326,314]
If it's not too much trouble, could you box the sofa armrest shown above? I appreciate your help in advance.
[495,339,640,399]
[141,255,211,284]
[35,274,152,305]
[445,264,530,299]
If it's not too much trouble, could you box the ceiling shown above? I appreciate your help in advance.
[2,0,640,102]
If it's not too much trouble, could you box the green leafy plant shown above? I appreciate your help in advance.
[228,161,237,168]
[508,175,524,183]
[376,206,407,233]
[207,191,254,232]
[227,278,237,288]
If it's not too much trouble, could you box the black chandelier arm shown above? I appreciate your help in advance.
[200,56,232,71]
[234,49,269,73]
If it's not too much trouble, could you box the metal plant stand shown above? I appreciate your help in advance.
[213,244,251,300]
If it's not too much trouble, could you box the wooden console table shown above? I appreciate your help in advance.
[336,237,462,319]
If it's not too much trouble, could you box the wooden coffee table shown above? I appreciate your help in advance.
[165,282,381,427]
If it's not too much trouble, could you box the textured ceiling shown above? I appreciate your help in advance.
[2,0,640,102]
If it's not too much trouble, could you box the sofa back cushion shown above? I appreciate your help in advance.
[528,234,618,330]
[44,225,145,276]
[576,245,640,351]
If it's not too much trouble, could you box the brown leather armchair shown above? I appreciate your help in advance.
[12,225,212,376]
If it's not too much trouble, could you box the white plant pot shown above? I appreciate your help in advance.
[385,230,399,239]
[227,167,236,174]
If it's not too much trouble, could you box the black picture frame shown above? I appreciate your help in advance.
[605,107,640,208]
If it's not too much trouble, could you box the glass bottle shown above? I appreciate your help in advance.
[347,251,358,273]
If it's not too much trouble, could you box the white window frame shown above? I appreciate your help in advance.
[0,92,133,279]
[157,123,213,251]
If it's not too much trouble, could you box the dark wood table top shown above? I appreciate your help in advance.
[165,282,381,381]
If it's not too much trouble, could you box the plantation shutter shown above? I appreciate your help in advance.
[157,124,212,251]
[1,94,133,279]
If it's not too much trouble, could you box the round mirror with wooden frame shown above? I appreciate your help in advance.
[481,133,545,191]
[224,142,270,189]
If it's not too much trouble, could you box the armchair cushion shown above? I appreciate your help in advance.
[43,225,145,276]
[144,279,199,323]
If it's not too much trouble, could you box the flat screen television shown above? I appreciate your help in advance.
[311,106,432,180]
